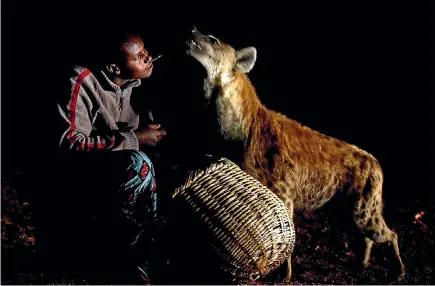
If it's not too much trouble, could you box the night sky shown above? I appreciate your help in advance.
[2,1,433,203]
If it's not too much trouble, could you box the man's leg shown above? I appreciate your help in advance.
[44,150,161,283]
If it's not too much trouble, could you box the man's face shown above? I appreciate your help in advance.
[118,35,153,79]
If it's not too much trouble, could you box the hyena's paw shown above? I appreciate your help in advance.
[272,273,292,285]
[396,264,405,281]
[263,260,292,284]
[386,262,405,282]
[362,259,370,269]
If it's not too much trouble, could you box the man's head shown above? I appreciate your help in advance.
[102,32,154,80]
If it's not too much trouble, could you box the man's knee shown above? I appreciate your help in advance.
[125,150,155,176]
[121,150,156,194]
[121,150,159,221]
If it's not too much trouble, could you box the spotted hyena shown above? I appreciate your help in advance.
[185,27,405,282]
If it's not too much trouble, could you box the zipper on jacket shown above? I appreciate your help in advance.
[117,92,124,121]
[118,95,124,112]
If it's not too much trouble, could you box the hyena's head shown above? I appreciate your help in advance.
[186,27,257,80]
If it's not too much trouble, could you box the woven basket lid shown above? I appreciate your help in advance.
[169,155,296,283]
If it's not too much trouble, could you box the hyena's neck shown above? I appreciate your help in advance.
[205,71,263,141]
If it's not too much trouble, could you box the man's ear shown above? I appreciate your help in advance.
[235,47,257,73]
[106,64,121,75]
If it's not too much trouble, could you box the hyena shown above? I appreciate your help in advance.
[185,27,405,282]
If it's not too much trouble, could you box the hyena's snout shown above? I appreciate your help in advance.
[190,26,208,45]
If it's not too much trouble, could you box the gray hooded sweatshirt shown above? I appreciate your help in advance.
[57,66,142,153]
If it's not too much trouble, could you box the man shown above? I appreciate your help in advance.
[46,31,167,283]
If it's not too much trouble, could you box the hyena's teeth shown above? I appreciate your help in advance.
[192,40,204,51]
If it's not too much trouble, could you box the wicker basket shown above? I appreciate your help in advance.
[170,155,296,283]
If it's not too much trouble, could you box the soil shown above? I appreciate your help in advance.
[1,172,434,285]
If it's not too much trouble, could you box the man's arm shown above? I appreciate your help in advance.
[57,68,139,152]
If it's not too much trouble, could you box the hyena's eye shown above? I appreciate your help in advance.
[209,36,220,45]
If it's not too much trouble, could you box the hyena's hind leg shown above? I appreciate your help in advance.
[353,168,405,279]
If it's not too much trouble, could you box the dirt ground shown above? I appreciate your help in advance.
[1,172,434,285]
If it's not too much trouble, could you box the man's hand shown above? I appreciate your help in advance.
[134,124,167,146]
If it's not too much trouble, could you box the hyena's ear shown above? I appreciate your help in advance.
[235,47,257,73]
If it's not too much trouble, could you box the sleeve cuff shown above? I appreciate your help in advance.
[121,131,139,150]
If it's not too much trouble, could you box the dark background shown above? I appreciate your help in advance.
[2,0,433,205]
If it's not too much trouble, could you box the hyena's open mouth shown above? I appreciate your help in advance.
[187,38,204,52]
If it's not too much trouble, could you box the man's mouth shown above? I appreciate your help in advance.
[144,62,153,70]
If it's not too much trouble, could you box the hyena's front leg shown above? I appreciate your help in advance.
[271,196,295,283]
[282,197,295,282]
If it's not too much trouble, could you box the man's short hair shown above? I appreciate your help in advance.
[83,24,146,69]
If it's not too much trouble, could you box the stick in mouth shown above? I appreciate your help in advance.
[151,54,163,62]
